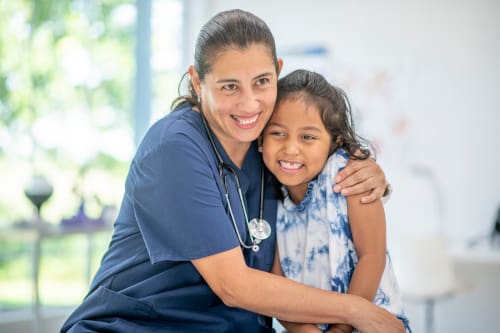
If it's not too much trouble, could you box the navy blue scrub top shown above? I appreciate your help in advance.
[61,103,278,333]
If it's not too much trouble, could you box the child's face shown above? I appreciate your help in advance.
[262,98,331,201]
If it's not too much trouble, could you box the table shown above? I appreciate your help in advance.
[450,238,500,264]
[0,222,113,333]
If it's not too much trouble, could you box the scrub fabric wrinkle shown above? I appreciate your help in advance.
[61,104,277,333]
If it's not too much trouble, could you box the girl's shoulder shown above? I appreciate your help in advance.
[321,149,350,177]
[315,149,350,189]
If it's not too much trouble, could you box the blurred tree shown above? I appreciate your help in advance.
[0,0,135,222]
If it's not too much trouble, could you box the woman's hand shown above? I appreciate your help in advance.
[326,323,353,333]
[351,298,405,333]
[286,324,323,333]
[333,158,387,204]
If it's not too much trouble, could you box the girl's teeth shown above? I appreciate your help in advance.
[280,161,303,169]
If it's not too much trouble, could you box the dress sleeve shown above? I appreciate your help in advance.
[324,149,350,188]
[131,134,240,263]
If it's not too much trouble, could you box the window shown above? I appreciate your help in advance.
[0,0,183,311]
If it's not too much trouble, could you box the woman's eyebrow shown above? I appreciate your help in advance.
[216,78,239,84]
[254,72,274,80]
[216,72,274,84]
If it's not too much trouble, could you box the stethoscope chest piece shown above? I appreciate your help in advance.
[248,218,271,241]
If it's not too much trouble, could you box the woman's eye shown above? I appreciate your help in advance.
[256,77,270,86]
[222,84,237,91]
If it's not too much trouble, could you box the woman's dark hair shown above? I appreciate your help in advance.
[275,69,373,160]
[171,9,279,110]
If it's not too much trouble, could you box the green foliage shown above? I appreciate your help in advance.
[0,0,134,223]
[0,233,111,308]
[0,0,184,311]
[0,0,134,134]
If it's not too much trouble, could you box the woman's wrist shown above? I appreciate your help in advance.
[345,294,373,329]
[340,294,363,327]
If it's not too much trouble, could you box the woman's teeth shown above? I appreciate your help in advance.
[232,114,259,125]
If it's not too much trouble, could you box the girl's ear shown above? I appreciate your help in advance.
[330,135,343,154]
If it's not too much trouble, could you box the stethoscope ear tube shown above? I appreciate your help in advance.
[200,111,271,252]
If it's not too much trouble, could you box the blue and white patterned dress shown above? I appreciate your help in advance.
[276,149,411,332]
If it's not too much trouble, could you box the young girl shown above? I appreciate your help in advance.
[261,69,411,333]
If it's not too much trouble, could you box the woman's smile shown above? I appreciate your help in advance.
[190,44,280,162]
[231,112,261,129]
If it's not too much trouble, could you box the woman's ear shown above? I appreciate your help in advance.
[277,58,284,76]
[188,65,201,96]
[257,136,263,153]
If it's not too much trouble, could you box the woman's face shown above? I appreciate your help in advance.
[190,44,282,155]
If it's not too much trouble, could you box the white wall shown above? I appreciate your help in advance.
[188,0,500,242]
[186,0,500,331]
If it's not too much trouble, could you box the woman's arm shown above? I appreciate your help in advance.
[333,158,388,204]
[192,246,403,333]
[270,248,322,333]
[328,191,387,333]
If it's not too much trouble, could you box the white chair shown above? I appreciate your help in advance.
[391,236,466,333]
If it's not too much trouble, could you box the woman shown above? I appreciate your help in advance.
[61,9,401,333]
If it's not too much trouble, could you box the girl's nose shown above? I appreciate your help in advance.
[284,139,299,155]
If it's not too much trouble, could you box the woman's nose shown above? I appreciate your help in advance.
[238,90,259,112]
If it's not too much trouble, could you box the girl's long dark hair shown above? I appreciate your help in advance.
[276,69,373,160]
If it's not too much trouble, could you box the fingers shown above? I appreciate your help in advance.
[334,159,365,184]
[360,186,385,204]
[337,169,379,195]
[333,158,387,203]
[338,177,385,203]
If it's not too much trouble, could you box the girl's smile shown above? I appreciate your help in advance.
[278,160,304,173]
[262,98,332,204]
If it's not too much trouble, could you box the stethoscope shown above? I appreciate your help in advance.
[201,112,271,252]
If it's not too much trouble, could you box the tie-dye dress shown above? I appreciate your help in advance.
[276,149,411,332]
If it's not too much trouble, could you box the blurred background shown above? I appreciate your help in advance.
[0,0,499,332]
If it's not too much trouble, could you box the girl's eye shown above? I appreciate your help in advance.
[269,131,285,137]
[303,135,316,141]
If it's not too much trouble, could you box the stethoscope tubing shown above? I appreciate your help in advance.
[200,110,269,252]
